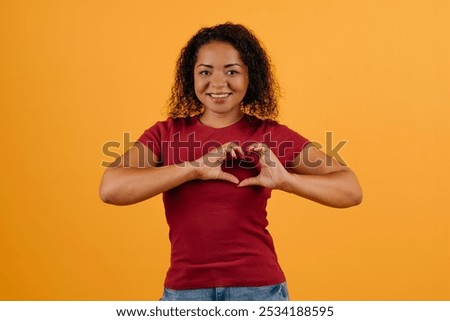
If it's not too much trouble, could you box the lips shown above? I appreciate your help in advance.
[208,93,231,103]
[209,93,231,98]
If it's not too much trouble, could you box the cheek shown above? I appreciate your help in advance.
[230,77,248,93]
[194,77,209,93]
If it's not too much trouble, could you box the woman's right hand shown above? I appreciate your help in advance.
[100,141,243,206]
[191,142,242,184]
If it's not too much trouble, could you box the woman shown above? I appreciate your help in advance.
[99,22,362,301]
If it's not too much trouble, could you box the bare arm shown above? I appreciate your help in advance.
[99,142,241,206]
[238,143,363,208]
[284,144,362,207]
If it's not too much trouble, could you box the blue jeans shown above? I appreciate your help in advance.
[160,282,289,301]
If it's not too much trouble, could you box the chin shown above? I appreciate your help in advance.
[206,106,237,114]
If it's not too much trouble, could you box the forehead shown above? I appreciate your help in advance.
[196,41,244,64]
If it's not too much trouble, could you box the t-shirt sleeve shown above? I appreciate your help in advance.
[136,120,167,161]
[265,122,310,168]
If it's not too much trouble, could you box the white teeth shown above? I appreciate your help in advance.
[210,93,230,98]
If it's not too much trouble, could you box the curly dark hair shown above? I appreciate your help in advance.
[167,22,280,120]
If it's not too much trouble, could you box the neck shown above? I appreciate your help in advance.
[199,110,245,128]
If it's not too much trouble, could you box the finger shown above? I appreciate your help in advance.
[249,143,275,166]
[203,153,225,167]
[233,144,245,157]
[226,142,241,158]
[231,145,246,158]
[230,148,237,159]
[246,145,258,155]
[238,176,261,187]
[225,141,239,150]
[213,158,224,167]
[218,172,240,185]
[247,143,265,154]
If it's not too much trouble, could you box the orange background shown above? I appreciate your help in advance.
[1,0,449,300]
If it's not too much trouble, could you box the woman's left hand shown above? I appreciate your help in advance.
[238,143,289,189]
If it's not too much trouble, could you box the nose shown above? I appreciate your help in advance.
[210,73,227,89]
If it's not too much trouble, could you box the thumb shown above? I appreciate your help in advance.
[218,172,240,185]
[238,176,261,187]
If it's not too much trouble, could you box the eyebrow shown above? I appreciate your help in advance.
[196,63,242,68]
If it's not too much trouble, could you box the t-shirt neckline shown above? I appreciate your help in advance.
[194,114,248,130]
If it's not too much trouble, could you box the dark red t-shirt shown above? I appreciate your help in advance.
[138,115,309,290]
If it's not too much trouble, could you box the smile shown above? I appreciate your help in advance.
[208,93,232,99]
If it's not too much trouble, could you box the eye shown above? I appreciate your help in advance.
[199,70,211,76]
[227,70,239,75]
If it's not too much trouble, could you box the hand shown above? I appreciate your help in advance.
[192,142,243,184]
[238,143,290,189]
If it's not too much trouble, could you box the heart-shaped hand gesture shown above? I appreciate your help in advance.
[193,141,288,189]
[194,142,243,184]
[238,142,289,189]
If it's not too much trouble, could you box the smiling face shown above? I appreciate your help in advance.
[194,41,249,121]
